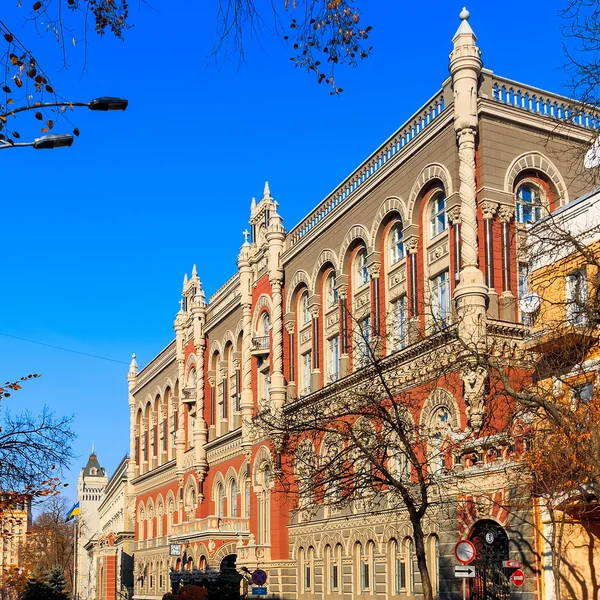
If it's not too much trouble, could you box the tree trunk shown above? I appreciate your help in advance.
[411,514,434,600]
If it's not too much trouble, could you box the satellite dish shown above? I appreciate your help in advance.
[520,292,540,314]
[584,136,600,169]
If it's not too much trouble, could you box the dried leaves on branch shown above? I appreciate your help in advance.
[0,375,74,507]
[213,0,372,93]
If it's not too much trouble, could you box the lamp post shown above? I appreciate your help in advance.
[0,96,128,150]
[0,133,74,150]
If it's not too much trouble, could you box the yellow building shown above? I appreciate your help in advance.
[526,187,600,600]
[0,494,32,582]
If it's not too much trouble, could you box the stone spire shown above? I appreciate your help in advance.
[263,181,271,199]
[128,353,138,379]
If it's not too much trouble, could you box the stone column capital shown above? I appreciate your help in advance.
[404,235,419,255]
[367,262,381,279]
[480,200,499,220]
[447,205,461,225]
[498,204,515,223]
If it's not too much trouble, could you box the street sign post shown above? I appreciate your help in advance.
[251,569,268,586]
[511,569,525,587]
[454,565,476,578]
[454,540,477,600]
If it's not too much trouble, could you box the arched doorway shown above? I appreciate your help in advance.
[216,554,242,600]
[469,519,511,600]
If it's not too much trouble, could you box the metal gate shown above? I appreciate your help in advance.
[469,520,511,600]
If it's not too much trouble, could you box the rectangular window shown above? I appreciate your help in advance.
[357,317,371,367]
[431,271,450,328]
[391,296,408,350]
[301,351,312,396]
[305,565,311,590]
[573,381,593,406]
[361,560,370,591]
[328,336,340,382]
[395,557,406,593]
[331,562,339,591]
[566,269,588,325]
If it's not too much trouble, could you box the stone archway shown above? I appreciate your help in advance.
[469,519,510,600]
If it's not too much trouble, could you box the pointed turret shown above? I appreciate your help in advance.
[128,353,138,378]
[263,181,271,199]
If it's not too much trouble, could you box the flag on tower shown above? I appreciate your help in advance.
[65,501,80,522]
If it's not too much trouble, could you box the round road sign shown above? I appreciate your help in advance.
[454,540,476,565]
[252,569,268,586]
[511,569,525,587]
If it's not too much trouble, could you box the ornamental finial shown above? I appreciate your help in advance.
[460,6,470,20]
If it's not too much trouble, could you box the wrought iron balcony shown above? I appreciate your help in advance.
[182,387,197,400]
[251,336,270,356]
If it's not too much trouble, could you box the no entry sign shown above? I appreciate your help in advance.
[511,569,525,587]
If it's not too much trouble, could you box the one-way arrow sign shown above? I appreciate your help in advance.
[455,565,476,578]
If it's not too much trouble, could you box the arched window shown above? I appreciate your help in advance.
[430,407,450,475]
[429,535,440,596]
[516,182,542,224]
[356,248,369,288]
[217,483,225,517]
[262,312,270,336]
[301,292,311,325]
[407,538,415,595]
[429,192,447,238]
[326,271,338,307]
[390,222,405,265]
[244,474,251,518]
[230,479,238,517]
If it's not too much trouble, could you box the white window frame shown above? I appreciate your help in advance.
[301,292,311,325]
[390,222,405,265]
[429,192,447,239]
[326,272,339,308]
[566,268,588,326]
[516,182,543,224]
[301,351,312,396]
[390,296,408,351]
[356,249,369,288]
[430,271,450,328]
[328,336,340,382]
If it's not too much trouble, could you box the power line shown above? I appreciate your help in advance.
[0,332,130,365]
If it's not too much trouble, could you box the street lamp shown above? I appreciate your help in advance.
[87,97,129,111]
[0,133,74,150]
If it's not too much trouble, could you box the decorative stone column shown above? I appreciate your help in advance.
[337,281,350,377]
[450,8,488,349]
[404,235,421,343]
[127,354,138,482]
[309,304,321,392]
[191,281,208,497]
[498,204,516,321]
[266,204,286,413]
[447,205,462,286]
[368,262,382,339]
[238,236,254,454]
[284,320,296,399]
[480,200,499,318]
[174,311,186,480]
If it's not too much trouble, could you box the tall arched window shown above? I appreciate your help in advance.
[244,473,251,518]
[430,407,450,475]
[218,483,225,517]
[407,538,415,595]
[356,248,369,288]
[429,192,447,238]
[326,271,338,307]
[230,479,238,517]
[516,182,542,224]
[301,291,311,325]
[262,312,270,336]
[390,222,405,265]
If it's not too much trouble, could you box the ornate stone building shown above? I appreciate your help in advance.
[76,451,108,600]
[125,10,595,600]
[85,456,135,600]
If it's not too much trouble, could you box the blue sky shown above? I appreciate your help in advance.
[0,0,573,501]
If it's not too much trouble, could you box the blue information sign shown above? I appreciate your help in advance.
[252,586,267,595]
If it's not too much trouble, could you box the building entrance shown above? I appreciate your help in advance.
[469,520,511,600]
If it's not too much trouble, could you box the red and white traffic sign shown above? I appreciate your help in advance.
[454,540,476,565]
[503,560,521,569]
[511,569,525,587]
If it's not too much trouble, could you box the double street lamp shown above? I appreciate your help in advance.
[0,96,128,151]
